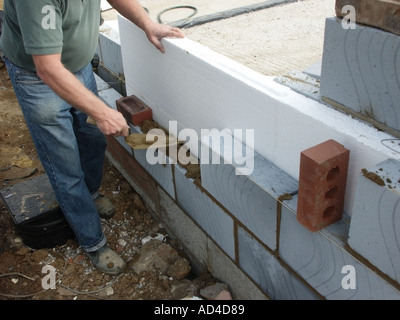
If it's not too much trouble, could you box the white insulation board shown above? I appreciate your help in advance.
[118,16,400,215]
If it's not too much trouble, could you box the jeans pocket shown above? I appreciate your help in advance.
[15,69,44,85]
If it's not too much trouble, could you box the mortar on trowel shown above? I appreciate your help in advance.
[87,95,183,149]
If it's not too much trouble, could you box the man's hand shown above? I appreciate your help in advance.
[145,22,185,53]
[92,108,130,137]
[107,0,185,53]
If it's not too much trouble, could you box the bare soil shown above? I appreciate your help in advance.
[0,61,217,301]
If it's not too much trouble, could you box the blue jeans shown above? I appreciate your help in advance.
[4,57,107,252]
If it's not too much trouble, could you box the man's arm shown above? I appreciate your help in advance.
[107,0,185,53]
[33,1,184,137]
[33,53,129,137]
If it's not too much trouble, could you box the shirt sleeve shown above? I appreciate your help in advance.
[14,0,63,55]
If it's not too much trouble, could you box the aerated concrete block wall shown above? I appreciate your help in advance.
[320,17,400,137]
[95,16,400,299]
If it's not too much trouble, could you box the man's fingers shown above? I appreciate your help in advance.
[113,124,130,137]
[121,124,130,137]
[167,27,185,38]
[148,24,185,53]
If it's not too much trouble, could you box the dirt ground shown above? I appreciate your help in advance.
[0,60,220,301]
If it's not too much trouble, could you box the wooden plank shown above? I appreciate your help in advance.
[335,0,400,36]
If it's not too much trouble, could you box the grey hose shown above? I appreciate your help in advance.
[157,5,198,24]
[168,0,298,29]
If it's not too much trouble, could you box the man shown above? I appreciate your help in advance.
[0,0,184,276]
[0,1,3,55]
[0,7,3,40]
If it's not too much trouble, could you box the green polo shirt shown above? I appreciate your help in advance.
[0,0,101,73]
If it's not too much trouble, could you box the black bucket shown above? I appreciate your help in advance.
[0,174,75,249]
[15,206,75,249]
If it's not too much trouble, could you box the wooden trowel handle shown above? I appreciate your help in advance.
[86,116,97,125]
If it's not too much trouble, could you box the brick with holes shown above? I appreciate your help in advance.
[297,139,350,232]
[116,95,153,126]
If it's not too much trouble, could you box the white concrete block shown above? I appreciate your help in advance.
[157,186,268,300]
[129,125,175,199]
[200,130,298,249]
[320,17,400,133]
[349,158,400,284]
[95,73,112,93]
[157,186,208,274]
[95,73,122,108]
[118,15,400,217]
[98,23,124,77]
[238,226,321,300]
[206,238,269,300]
[280,195,400,299]
[174,164,235,260]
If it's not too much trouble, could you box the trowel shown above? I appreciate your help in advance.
[125,132,184,150]
[87,116,183,150]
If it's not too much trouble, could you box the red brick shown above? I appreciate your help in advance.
[106,136,158,206]
[297,139,350,232]
[116,95,153,126]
